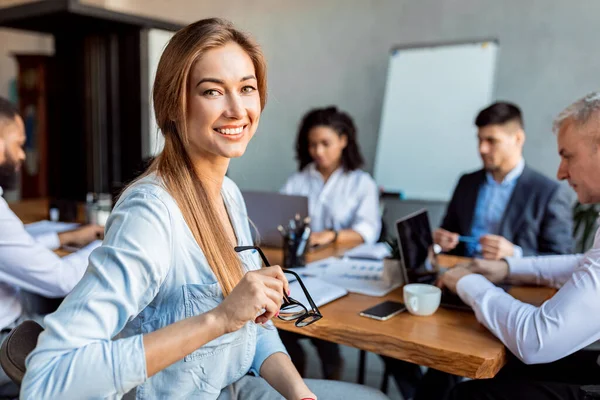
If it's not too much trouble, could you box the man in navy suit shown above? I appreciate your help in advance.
[435,102,573,259]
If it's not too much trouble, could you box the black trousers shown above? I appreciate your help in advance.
[449,351,600,400]
[385,351,600,400]
[382,356,459,400]
[278,330,342,379]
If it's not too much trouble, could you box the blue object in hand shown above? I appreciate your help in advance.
[458,235,479,244]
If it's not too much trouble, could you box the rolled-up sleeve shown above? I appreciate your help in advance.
[21,188,173,399]
[250,321,289,376]
[351,175,381,244]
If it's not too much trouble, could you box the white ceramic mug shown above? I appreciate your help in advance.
[403,283,441,316]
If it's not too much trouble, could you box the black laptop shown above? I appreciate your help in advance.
[395,209,472,312]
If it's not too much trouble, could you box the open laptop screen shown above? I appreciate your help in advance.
[395,209,479,310]
[242,191,309,248]
[395,209,434,277]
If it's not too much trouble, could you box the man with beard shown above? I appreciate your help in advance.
[0,97,103,397]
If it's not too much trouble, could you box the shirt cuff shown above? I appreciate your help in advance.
[352,222,376,244]
[35,232,61,250]
[456,274,496,308]
[512,245,523,258]
[112,334,147,394]
[250,322,290,376]
[505,257,536,282]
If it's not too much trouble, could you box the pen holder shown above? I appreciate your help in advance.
[283,236,308,269]
[382,257,404,286]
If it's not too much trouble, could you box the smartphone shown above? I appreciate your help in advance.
[359,301,407,321]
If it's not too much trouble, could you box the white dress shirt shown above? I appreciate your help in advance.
[457,218,600,364]
[0,186,97,330]
[281,163,381,244]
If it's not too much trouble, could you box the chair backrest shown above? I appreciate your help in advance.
[0,320,44,385]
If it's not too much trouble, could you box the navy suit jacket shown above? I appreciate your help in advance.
[440,166,574,257]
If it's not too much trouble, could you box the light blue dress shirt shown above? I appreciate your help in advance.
[21,174,288,399]
[467,160,525,258]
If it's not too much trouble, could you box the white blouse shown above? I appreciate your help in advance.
[281,163,381,244]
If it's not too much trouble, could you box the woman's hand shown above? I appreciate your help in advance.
[308,230,336,247]
[213,266,289,333]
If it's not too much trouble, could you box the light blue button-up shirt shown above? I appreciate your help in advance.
[467,160,525,257]
[22,174,288,399]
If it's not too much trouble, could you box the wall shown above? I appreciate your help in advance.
[3,0,595,214]
[80,0,600,196]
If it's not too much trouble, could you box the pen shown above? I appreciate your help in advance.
[277,225,287,236]
[288,219,296,241]
[296,226,311,257]
[458,235,479,244]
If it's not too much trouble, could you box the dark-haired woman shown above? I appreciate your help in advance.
[281,106,381,248]
[280,106,381,380]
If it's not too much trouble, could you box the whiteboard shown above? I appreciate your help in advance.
[373,41,499,201]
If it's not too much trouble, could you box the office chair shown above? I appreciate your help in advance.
[0,320,44,386]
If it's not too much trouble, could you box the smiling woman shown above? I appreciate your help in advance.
[19,18,387,400]
[186,42,261,163]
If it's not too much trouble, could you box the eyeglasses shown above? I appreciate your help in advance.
[235,245,322,327]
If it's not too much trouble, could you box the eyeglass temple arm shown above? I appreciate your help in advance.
[234,245,296,304]
[281,269,321,314]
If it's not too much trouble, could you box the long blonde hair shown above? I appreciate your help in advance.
[141,18,267,295]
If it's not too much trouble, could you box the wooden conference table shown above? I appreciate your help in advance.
[265,244,554,379]
[10,198,556,379]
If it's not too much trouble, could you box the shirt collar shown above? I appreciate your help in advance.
[485,159,525,185]
[306,162,343,182]
[306,162,319,176]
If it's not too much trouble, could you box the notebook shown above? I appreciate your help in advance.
[288,276,348,308]
[288,257,400,297]
[343,242,392,260]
